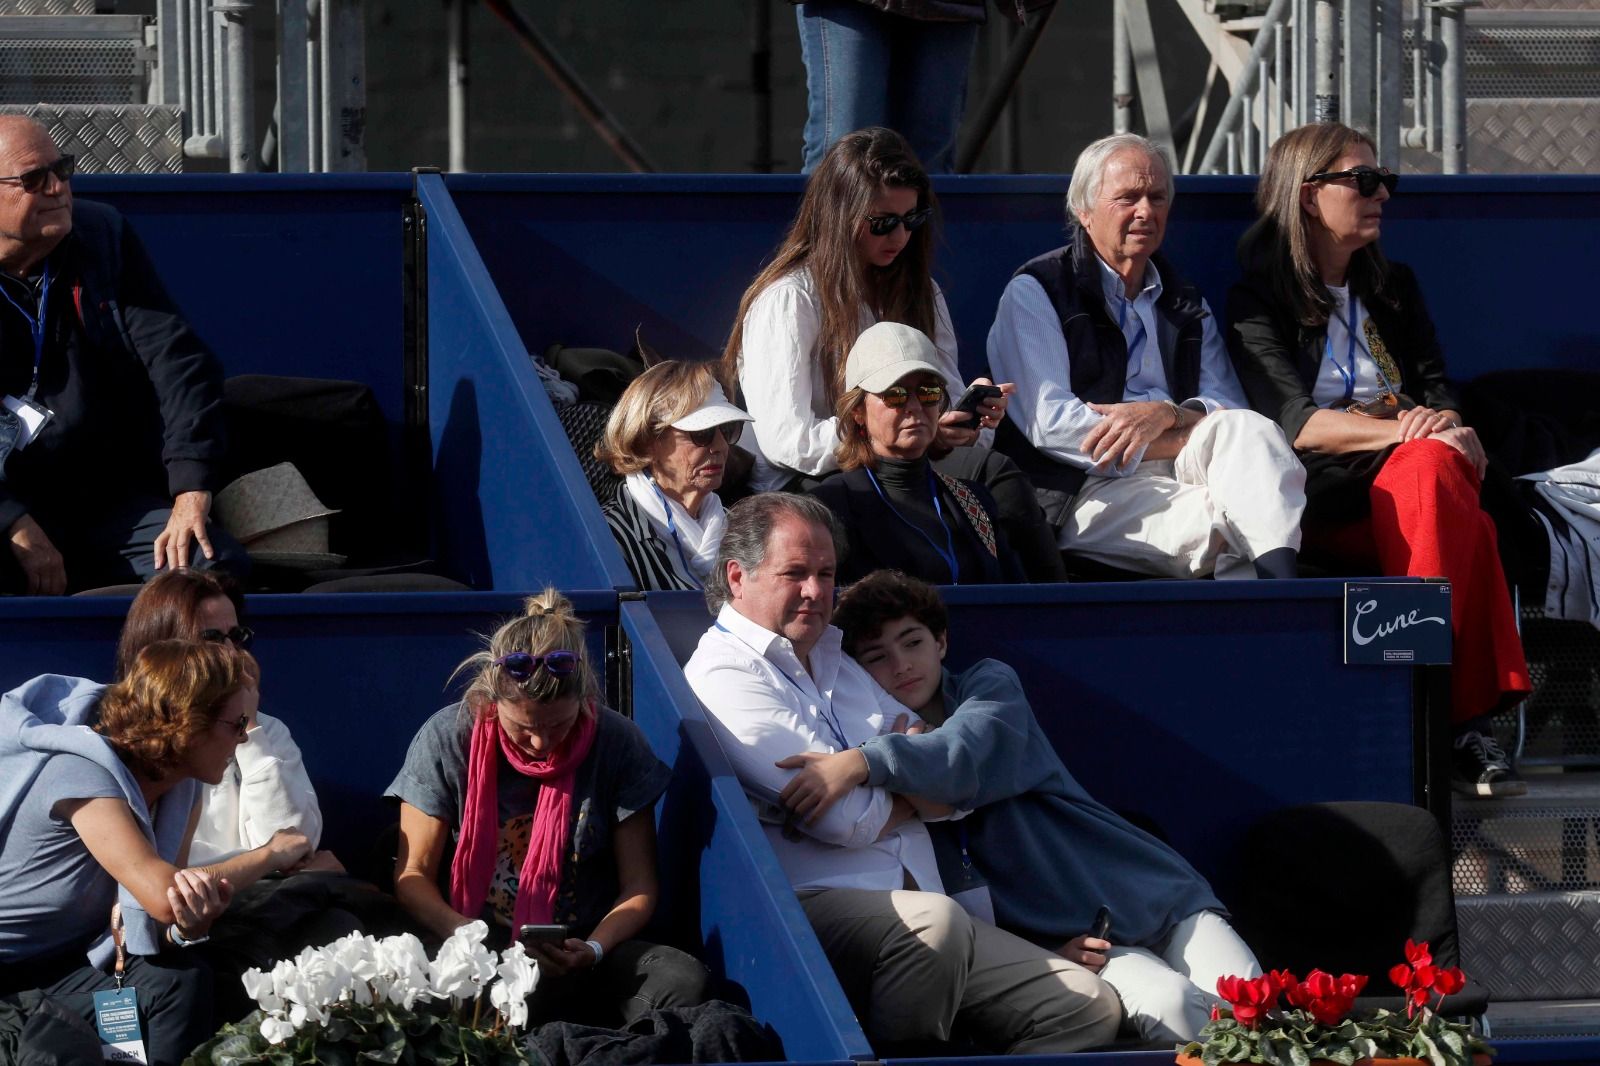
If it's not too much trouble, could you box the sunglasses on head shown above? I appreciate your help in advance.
[681,421,743,447]
[864,206,932,237]
[200,625,254,650]
[1306,165,1398,198]
[876,383,945,409]
[0,155,75,194]
[494,650,580,682]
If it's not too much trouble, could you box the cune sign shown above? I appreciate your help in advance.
[1344,581,1453,665]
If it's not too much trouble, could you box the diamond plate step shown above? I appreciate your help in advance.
[0,104,180,173]
[0,1,96,13]
[1484,1001,1600,1039]
[1459,892,1600,1002]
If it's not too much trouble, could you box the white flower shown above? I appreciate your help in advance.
[241,966,281,1013]
[431,921,497,1002]
[489,944,541,1029]
[260,1013,297,1045]
[374,933,434,1010]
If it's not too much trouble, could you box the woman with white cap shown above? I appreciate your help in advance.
[812,322,1025,585]
[595,361,755,591]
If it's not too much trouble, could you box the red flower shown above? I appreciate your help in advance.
[1210,1004,1222,1022]
[1405,939,1434,969]
[1390,963,1413,991]
[1434,968,1466,996]
[1338,973,1368,999]
[1267,969,1299,996]
[1216,974,1275,1029]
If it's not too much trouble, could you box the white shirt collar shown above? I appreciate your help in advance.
[1095,253,1162,309]
[714,602,842,681]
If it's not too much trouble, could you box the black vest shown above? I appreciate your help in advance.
[993,224,1210,526]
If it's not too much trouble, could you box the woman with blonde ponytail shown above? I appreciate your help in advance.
[388,589,710,1026]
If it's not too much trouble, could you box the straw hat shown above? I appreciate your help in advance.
[215,462,346,569]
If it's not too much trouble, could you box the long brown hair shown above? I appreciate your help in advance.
[116,569,246,680]
[721,127,940,412]
[1239,122,1390,327]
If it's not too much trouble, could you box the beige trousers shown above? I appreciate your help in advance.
[1064,408,1307,579]
[799,887,1121,1054]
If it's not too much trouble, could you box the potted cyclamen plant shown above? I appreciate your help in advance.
[1176,940,1492,1066]
[183,921,539,1065]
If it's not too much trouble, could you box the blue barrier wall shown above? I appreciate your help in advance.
[446,173,1600,388]
[643,580,1419,897]
[418,174,634,592]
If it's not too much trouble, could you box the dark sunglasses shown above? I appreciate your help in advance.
[200,625,254,650]
[877,383,945,409]
[682,421,744,447]
[1306,165,1398,198]
[216,714,251,740]
[494,650,580,682]
[0,155,75,194]
[864,206,932,237]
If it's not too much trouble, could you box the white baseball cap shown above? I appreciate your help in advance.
[670,381,754,432]
[844,322,948,394]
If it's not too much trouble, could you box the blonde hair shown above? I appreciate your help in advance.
[721,127,939,413]
[96,640,260,780]
[1241,122,1390,326]
[454,588,599,715]
[594,361,716,476]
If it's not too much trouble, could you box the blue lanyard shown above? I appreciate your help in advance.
[864,465,960,584]
[714,621,850,750]
[1326,295,1393,403]
[647,476,700,587]
[0,263,52,400]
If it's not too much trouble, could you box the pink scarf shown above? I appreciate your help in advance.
[450,701,598,928]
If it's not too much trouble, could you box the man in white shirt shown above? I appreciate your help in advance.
[988,133,1307,579]
[684,493,1119,1054]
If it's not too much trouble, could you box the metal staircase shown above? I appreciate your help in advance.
[1159,0,1600,173]
[0,0,366,173]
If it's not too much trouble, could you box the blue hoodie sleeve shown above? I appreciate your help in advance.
[858,659,1057,809]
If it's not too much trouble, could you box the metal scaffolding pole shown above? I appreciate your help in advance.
[1437,0,1470,172]
[1113,0,1133,134]
[448,0,468,172]
[1375,0,1403,166]
[1314,0,1340,122]
[1197,0,1290,173]
[217,0,257,171]
[1344,0,1374,134]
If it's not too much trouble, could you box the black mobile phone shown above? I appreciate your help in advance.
[517,923,570,946]
[1090,906,1112,941]
[952,383,1003,421]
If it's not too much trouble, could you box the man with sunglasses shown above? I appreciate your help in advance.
[0,117,245,595]
[988,133,1307,580]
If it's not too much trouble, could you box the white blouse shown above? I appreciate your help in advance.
[188,710,322,865]
[736,268,966,492]
[1310,285,1388,408]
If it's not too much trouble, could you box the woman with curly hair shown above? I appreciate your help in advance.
[0,640,259,1064]
[387,588,710,1027]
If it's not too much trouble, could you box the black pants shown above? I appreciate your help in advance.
[528,939,711,1030]
[0,951,214,1066]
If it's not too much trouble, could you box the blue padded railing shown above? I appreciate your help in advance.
[444,173,1600,390]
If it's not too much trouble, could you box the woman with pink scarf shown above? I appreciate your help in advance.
[387,588,710,1026]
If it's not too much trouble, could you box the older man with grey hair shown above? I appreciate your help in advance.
[685,492,1120,1055]
[988,133,1306,579]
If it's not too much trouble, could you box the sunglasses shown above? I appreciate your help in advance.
[200,625,254,650]
[864,207,932,237]
[215,714,250,741]
[0,155,75,194]
[1306,165,1398,198]
[681,421,744,447]
[494,650,580,682]
[876,383,945,409]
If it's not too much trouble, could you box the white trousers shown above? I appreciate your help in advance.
[1064,409,1307,579]
[1099,909,1262,1043]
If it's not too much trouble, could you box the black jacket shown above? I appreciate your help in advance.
[0,199,225,533]
[1226,250,1459,522]
[810,464,1025,585]
[993,222,1211,525]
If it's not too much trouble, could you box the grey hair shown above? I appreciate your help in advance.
[1065,134,1176,222]
[704,493,846,613]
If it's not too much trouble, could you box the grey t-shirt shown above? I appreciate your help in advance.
[385,703,671,938]
[0,753,126,962]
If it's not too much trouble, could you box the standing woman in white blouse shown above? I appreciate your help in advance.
[722,127,1063,579]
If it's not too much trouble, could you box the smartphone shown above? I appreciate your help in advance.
[1090,906,1112,942]
[952,383,1003,422]
[517,923,570,946]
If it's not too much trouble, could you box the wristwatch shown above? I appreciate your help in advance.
[169,925,210,948]
[1165,400,1189,431]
